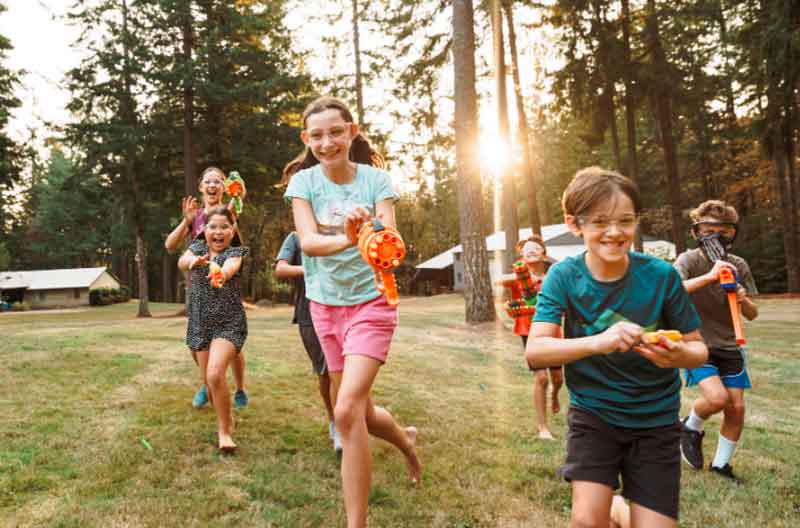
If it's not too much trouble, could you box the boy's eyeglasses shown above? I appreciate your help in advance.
[578,215,639,232]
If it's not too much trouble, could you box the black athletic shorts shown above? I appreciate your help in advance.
[299,324,328,376]
[561,406,682,520]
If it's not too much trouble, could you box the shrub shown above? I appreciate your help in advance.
[90,287,129,306]
[10,301,31,312]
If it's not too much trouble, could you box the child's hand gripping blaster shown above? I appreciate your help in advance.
[357,218,406,306]
[225,171,245,215]
[719,266,746,344]
[504,260,538,318]
[208,262,224,289]
[642,330,683,344]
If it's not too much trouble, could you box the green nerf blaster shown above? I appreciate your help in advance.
[225,171,245,215]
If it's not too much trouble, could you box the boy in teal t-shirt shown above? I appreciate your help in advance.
[535,251,700,428]
[527,167,707,527]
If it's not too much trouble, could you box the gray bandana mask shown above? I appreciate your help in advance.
[698,232,733,263]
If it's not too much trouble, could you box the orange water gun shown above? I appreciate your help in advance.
[208,262,224,289]
[504,260,539,318]
[719,267,746,344]
[224,171,245,215]
[357,218,406,306]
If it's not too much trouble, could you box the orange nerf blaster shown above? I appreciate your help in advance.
[504,260,538,318]
[208,262,224,289]
[224,171,245,215]
[719,266,745,344]
[357,218,406,306]
[642,330,683,344]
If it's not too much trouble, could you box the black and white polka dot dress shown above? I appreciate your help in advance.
[186,239,249,353]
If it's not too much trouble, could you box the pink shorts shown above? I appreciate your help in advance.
[309,295,398,373]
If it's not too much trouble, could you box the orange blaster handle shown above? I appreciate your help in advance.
[208,262,224,289]
[719,267,745,344]
[357,219,406,306]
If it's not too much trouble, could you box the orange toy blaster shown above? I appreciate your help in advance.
[504,260,539,319]
[208,262,224,289]
[719,267,746,344]
[225,171,245,215]
[357,218,406,306]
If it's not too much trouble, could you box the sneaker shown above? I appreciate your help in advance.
[192,385,209,408]
[332,427,343,455]
[710,463,744,485]
[680,417,705,470]
[234,389,249,409]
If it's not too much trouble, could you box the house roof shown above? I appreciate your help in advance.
[415,224,675,270]
[416,225,571,270]
[0,267,111,291]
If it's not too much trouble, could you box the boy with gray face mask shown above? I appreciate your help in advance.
[674,200,759,484]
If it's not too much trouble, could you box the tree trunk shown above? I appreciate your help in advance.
[620,0,642,251]
[122,0,150,317]
[135,233,151,316]
[352,0,365,125]
[607,85,622,171]
[772,125,799,292]
[491,0,518,271]
[784,119,800,290]
[646,0,684,253]
[452,0,495,323]
[503,0,541,237]
[182,5,197,197]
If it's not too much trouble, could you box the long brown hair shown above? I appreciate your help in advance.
[281,96,384,184]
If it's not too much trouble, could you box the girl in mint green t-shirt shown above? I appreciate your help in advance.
[283,96,421,528]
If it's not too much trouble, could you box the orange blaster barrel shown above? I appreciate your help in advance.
[357,219,406,306]
[719,267,745,344]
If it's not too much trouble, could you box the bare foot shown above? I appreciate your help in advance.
[538,428,555,440]
[219,432,237,454]
[551,390,561,414]
[403,426,422,485]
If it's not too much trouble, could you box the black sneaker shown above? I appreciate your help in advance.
[710,463,744,485]
[680,417,705,470]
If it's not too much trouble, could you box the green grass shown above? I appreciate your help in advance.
[1,296,799,526]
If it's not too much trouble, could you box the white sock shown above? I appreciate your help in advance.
[685,408,705,432]
[712,434,738,468]
[329,420,336,439]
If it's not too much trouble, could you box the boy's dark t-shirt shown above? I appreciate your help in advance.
[533,252,701,429]
[673,248,758,350]
[275,232,312,327]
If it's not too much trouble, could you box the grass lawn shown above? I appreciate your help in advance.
[1,295,799,527]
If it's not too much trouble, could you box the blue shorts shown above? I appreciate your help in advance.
[685,346,751,389]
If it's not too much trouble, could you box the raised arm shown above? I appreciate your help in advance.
[165,197,199,253]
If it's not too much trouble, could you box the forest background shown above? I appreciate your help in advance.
[0,0,797,318]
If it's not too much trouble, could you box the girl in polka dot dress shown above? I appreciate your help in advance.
[178,206,249,452]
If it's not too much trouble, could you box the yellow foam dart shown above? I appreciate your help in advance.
[641,330,683,344]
